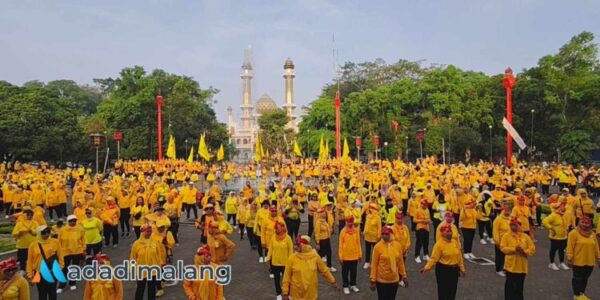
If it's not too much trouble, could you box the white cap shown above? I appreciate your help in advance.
[66,215,77,221]
[37,225,49,233]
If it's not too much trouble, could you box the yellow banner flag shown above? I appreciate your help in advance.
[198,134,210,161]
[187,145,194,163]
[342,138,350,160]
[294,140,302,157]
[255,135,262,162]
[324,139,329,160]
[166,135,176,159]
[217,144,225,161]
[319,134,325,161]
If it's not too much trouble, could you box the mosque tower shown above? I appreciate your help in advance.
[240,46,254,130]
[283,58,296,130]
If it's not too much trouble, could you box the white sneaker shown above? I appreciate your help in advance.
[276,295,282,300]
[548,263,559,271]
[56,289,63,294]
[463,254,470,259]
[399,280,406,287]
[480,239,488,245]
[69,286,77,291]
[322,257,327,262]
[113,244,118,248]
[468,253,476,259]
[269,274,274,278]
[350,285,360,292]
[234,225,238,229]
[423,255,430,261]
[490,239,496,245]
[496,271,506,277]
[560,262,570,270]
[330,267,337,272]
[343,287,350,295]
[415,257,422,264]
[259,257,264,263]
[363,262,370,269]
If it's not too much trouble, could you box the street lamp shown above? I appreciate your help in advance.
[530,109,535,160]
[448,117,452,163]
[488,125,493,162]
[185,139,189,159]
[383,142,388,160]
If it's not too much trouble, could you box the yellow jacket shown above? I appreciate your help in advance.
[566,229,600,267]
[83,277,123,300]
[511,205,531,232]
[460,207,477,229]
[224,196,238,214]
[183,261,223,300]
[281,249,335,300]
[435,223,460,244]
[58,225,86,256]
[392,224,411,254]
[82,217,103,245]
[414,207,431,231]
[26,237,64,280]
[492,215,511,245]
[266,234,294,267]
[313,214,332,242]
[363,213,382,243]
[338,227,362,261]
[130,205,149,227]
[0,274,29,300]
[542,213,569,240]
[369,240,407,283]
[500,232,535,274]
[12,219,39,249]
[423,238,465,272]
[99,207,120,226]
[130,236,165,278]
[208,234,236,264]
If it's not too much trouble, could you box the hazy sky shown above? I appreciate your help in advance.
[1,0,599,122]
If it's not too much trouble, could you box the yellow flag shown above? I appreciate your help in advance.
[265,148,270,159]
[294,140,302,157]
[255,135,262,162]
[319,134,325,160]
[188,146,194,163]
[342,138,350,160]
[217,144,225,161]
[198,134,210,161]
[166,135,176,159]
[324,139,329,159]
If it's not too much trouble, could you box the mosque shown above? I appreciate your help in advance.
[226,48,301,162]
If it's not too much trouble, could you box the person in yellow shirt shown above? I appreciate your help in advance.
[181,181,198,220]
[306,193,319,237]
[253,200,270,263]
[414,199,431,263]
[500,217,535,300]
[363,203,382,269]
[314,208,335,272]
[421,223,465,300]
[283,198,304,240]
[99,197,120,248]
[575,189,595,223]
[82,253,123,300]
[27,225,64,300]
[130,197,149,239]
[369,226,407,300]
[130,224,164,300]
[82,208,103,263]
[182,245,224,300]
[0,257,30,300]
[236,198,249,240]
[207,221,236,265]
[511,196,532,235]
[492,203,511,277]
[460,199,477,259]
[266,221,293,299]
[338,215,362,295]
[542,203,570,271]
[117,189,132,239]
[45,185,61,221]
[281,235,337,300]
[566,215,600,299]
[391,212,411,258]
[224,191,238,228]
[57,215,85,292]
[11,208,38,272]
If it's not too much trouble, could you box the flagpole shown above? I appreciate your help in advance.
[503,68,516,167]
[335,90,341,158]
[156,95,164,161]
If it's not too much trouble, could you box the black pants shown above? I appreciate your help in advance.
[120,208,131,233]
[17,248,27,271]
[435,263,459,300]
[542,184,550,195]
[60,254,81,287]
[341,260,358,287]
[135,276,158,300]
[103,224,119,246]
[227,213,237,226]
[169,219,179,243]
[48,205,61,219]
[318,238,332,267]
[238,223,246,240]
[402,199,408,216]
[535,207,542,227]
[59,203,67,218]
[271,264,285,295]
[410,217,416,232]
[376,282,398,300]
[37,277,57,300]
[477,220,491,239]
[504,272,526,300]
[495,246,505,272]
[338,220,346,234]
[365,241,375,263]
[247,226,256,249]
[257,238,266,257]
[183,203,198,219]
[85,242,102,264]
[572,266,594,296]
[432,219,441,242]
[134,226,141,239]
[462,228,475,253]
[286,218,300,240]
[453,213,460,227]
[415,229,429,256]
[307,215,314,237]
[549,239,567,263]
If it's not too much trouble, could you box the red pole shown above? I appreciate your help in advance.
[334,90,341,159]
[156,95,164,161]
[503,68,516,167]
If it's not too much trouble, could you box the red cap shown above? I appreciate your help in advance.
[0,257,18,271]
[420,199,428,206]
[296,235,310,245]
[440,224,452,234]
[269,206,278,213]
[140,224,152,233]
[196,245,211,256]
[395,211,403,220]
[510,217,521,226]
[275,221,286,230]
[580,216,592,226]
[94,253,110,263]
[345,215,355,223]
[381,226,393,235]
[444,212,454,219]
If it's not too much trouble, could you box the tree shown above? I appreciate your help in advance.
[257,109,293,156]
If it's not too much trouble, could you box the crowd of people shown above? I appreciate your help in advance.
[0,158,600,300]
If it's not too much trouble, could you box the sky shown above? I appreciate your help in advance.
[1,0,599,122]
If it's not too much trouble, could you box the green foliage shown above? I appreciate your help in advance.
[559,130,592,165]
[257,109,293,155]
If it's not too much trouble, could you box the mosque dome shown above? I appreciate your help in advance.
[255,94,278,115]
[284,58,295,69]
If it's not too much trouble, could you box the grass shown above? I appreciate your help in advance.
[0,223,14,234]
[0,238,16,253]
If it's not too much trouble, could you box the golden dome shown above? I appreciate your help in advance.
[255,94,278,115]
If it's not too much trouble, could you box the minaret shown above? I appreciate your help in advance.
[226,106,234,127]
[283,58,296,130]
[241,47,254,130]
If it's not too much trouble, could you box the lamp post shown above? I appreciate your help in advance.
[488,125,493,162]
[448,117,452,164]
[530,109,535,160]
[90,133,103,174]
[185,139,189,159]
[383,142,388,160]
